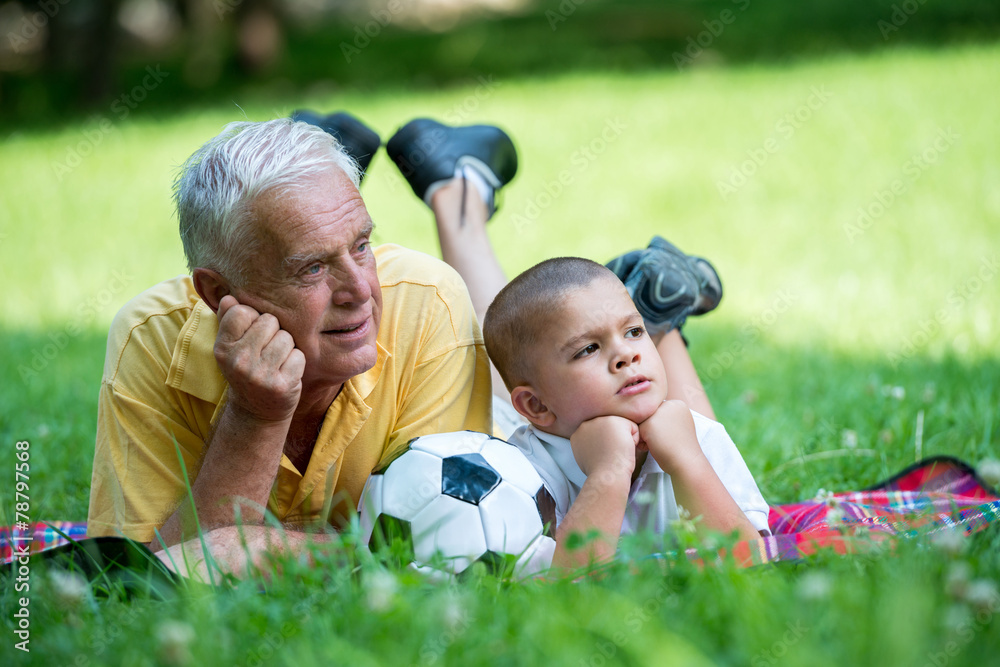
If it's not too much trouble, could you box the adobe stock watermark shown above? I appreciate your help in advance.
[844,126,959,243]
[508,117,627,233]
[672,0,752,70]
[750,620,809,666]
[878,0,930,40]
[716,85,833,200]
[49,66,169,182]
[886,253,998,369]
[340,0,404,63]
[701,289,799,384]
[545,0,590,31]
[17,269,134,384]
[579,582,678,667]
[441,75,501,125]
[6,0,71,53]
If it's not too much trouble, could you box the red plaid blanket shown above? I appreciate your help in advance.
[4,457,998,568]
[723,455,1000,566]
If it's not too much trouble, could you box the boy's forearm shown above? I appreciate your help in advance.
[664,453,759,542]
[552,471,632,570]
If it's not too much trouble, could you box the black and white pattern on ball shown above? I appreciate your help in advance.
[358,431,556,578]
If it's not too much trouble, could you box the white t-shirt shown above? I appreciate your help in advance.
[506,409,771,537]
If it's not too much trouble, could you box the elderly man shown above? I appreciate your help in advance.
[87,116,517,572]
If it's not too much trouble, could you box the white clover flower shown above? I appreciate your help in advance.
[890,386,906,400]
[441,593,468,633]
[364,570,398,613]
[156,620,195,666]
[841,430,859,449]
[942,604,971,632]
[670,505,698,535]
[944,562,972,599]
[931,529,967,558]
[963,579,1000,612]
[977,459,1000,489]
[797,571,832,601]
[48,569,89,609]
[826,507,846,528]
[814,488,838,508]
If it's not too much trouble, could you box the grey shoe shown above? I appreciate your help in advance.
[605,236,722,335]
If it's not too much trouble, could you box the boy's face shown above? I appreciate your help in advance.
[515,275,668,439]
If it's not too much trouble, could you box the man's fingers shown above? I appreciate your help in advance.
[216,294,239,321]
[217,301,262,345]
[280,348,306,381]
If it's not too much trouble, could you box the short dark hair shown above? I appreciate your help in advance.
[483,257,616,391]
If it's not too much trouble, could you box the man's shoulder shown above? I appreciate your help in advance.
[375,244,468,303]
[104,275,202,379]
[375,244,479,348]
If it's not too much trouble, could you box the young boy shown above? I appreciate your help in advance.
[331,113,770,567]
[482,257,770,568]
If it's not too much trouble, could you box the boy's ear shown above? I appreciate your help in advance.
[192,268,231,314]
[510,385,556,428]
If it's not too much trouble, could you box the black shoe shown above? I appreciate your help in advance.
[291,110,381,181]
[606,236,722,336]
[385,118,517,218]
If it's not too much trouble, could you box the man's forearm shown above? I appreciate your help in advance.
[152,405,291,550]
[155,525,333,580]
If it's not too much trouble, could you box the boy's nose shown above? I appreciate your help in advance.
[614,349,640,370]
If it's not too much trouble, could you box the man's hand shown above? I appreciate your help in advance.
[637,399,701,475]
[215,295,305,424]
[570,415,639,480]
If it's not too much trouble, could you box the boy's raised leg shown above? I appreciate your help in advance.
[655,329,716,420]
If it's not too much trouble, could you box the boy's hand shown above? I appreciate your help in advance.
[638,399,701,475]
[639,400,760,542]
[570,415,639,479]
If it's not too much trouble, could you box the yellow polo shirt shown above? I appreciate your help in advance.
[87,244,493,542]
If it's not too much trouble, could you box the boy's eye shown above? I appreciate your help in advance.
[625,326,644,338]
[574,343,598,359]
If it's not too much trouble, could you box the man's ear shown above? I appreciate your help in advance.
[192,268,231,314]
[510,385,556,428]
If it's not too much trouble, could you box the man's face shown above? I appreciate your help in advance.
[526,276,668,438]
[232,167,382,394]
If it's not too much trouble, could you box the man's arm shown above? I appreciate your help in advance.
[551,416,638,570]
[639,400,758,542]
[152,295,304,550]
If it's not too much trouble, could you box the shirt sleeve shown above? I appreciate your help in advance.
[691,410,772,536]
[87,313,214,543]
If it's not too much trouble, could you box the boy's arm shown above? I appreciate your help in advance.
[551,416,638,570]
[639,400,759,542]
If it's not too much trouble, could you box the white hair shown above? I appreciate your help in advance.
[174,118,362,286]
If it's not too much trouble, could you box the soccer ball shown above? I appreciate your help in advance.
[358,431,556,579]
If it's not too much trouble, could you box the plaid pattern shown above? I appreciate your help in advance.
[1,521,88,565]
[4,457,998,569]
[711,456,1000,567]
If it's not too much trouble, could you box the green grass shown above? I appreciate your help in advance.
[2,43,999,665]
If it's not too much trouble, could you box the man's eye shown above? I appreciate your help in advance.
[305,264,322,275]
[357,241,370,253]
[575,344,598,359]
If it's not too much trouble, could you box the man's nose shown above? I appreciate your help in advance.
[330,259,371,305]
